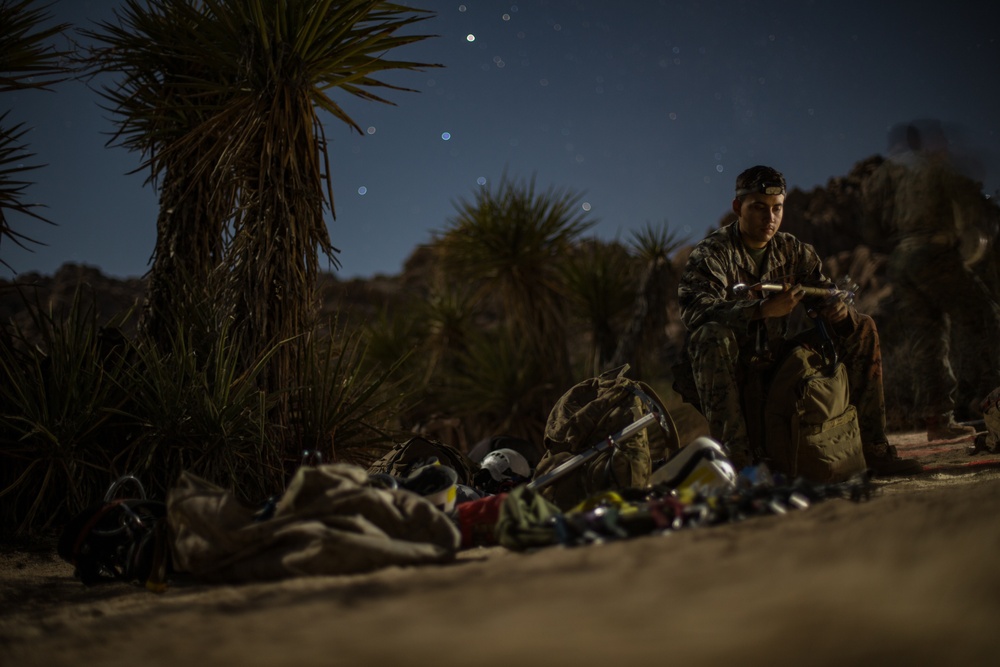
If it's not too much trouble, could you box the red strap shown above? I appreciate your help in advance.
[71,499,126,563]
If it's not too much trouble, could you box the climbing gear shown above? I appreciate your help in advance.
[57,475,171,591]
[648,436,737,495]
[401,462,459,513]
[474,447,532,494]
[530,364,678,510]
[367,436,473,487]
[502,465,875,550]
[971,386,1000,454]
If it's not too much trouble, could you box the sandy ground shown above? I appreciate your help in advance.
[2,431,999,667]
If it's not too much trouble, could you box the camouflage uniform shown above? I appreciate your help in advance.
[863,151,1000,418]
[677,221,887,468]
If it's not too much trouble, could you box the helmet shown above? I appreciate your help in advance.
[647,436,737,494]
[473,448,532,494]
[479,447,532,482]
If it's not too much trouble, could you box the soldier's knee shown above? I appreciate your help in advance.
[855,313,877,335]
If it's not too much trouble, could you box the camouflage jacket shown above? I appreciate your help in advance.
[678,221,853,341]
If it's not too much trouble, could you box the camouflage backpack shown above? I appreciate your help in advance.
[762,345,866,483]
[532,365,679,510]
[367,435,474,487]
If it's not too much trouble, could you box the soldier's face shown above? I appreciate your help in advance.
[733,193,784,248]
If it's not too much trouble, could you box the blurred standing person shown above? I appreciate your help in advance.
[862,120,1000,440]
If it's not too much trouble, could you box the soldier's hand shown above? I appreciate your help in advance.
[759,285,805,318]
[818,297,850,323]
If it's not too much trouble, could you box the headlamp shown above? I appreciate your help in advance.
[735,182,785,197]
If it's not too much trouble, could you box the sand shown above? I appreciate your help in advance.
[2,431,999,667]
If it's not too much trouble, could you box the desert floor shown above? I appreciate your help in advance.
[2,430,999,667]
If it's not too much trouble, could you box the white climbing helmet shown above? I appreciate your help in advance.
[478,448,532,482]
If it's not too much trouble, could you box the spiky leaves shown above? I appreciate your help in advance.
[560,238,637,375]
[608,221,689,373]
[83,1,440,415]
[437,174,594,387]
[0,0,72,268]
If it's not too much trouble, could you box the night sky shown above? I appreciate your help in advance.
[4,0,999,279]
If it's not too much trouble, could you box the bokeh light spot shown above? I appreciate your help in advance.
[441,132,451,141]
[466,34,475,42]
[477,176,487,186]
[581,202,591,211]
[357,186,367,195]
[366,126,376,135]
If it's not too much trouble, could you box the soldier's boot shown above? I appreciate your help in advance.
[926,412,977,442]
[863,441,922,476]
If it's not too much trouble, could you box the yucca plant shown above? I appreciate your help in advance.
[0,0,73,269]
[80,0,225,342]
[362,304,426,381]
[608,221,689,375]
[436,174,595,390]
[84,0,441,401]
[0,287,135,535]
[114,315,284,504]
[0,116,51,269]
[435,324,554,445]
[288,317,412,469]
[414,278,479,383]
[559,238,637,376]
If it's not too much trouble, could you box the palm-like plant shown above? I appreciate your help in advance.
[436,174,595,389]
[0,288,135,534]
[289,318,411,468]
[560,238,637,376]
[0,0,72,270]
[84,1,439,393]
[438,324,553,445]
[609,221,689,374]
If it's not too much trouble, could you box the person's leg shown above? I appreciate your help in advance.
[839,313,888,446]
[687,322,753,469]
[939,267,1000,416]
[839,313,922,474]
[897,253,992,437]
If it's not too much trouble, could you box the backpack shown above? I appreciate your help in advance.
[531,365,679,510]
[761,345,866,483]
[367,435,474,487]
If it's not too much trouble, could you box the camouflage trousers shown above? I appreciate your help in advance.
[687,315,887,469]
[890,246,1000,418]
